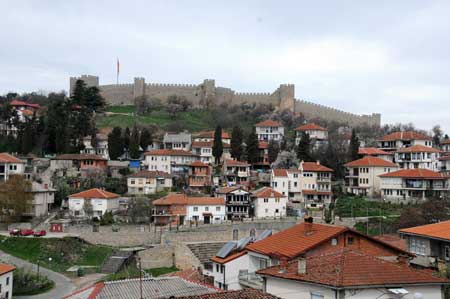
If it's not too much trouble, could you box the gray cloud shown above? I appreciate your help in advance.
[1,0,449,132]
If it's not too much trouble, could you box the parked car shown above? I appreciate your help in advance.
[33,230,47,237]
[9,229,20,236]
[19,229,34,236]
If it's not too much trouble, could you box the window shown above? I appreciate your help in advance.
[6,276,9,285]
[331,238,338,246]
[347,237,354,245]
[264,198,268,203]
[311,293,324,299]
[445,246,450,261]
[205,207,209,212]
[275,198,280,203]
[216,206,221,211]
[410,238,427,255]
[216,264,219,272]
[193,207,198,212]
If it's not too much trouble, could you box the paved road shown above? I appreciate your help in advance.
[0,250,75,299]
[0,232,78,239]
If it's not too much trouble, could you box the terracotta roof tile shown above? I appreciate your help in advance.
[379,131,432,141]
[272,169,288,177]
[211,251,247,264]
[0,264,15,275]
[195,131,230,139]
[257,249,448,288]
[399,220,450,241]
[191,161,210,167]
[0,153,24,163]
[258,141,269,149]
[344,156,398,167]
[252,187,284,198]
[144,149,198,156]
[153,193,188,205]
[216,186,248,194]
[301,162,333,172]
[295,123,327,132]
[379,168,446,179]
[442,139,450,145]
[373,234,407,251]
[358,147,392,156]
[187,197,225,206]
[128,170,172,179]
[10,100,40,109]
[396,144,440,153]
[224,159,250,167]
[54,154,106,161]
[255,120,282,127]
[192,141,213,148]
[69,188,119,199]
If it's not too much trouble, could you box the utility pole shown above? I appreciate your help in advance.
[138,257,143,299]
[366,207,369,235]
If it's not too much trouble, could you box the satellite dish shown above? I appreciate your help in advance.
[413,293,424,299]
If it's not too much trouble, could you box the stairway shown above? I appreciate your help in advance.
[186,242,227,264]
[100,250,133,274]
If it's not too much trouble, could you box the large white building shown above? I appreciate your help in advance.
[144,149,199,174]
[0,153,25,182]
[344,156,398,197]
[294,123,328,148]
[186,197,226,224]
[81,133,109,160]
[358,147,393,162]
[163,131,192,151]
[191,141,213,164]
[127,170,172,195]
[0,264,15,299]
[394,144,441,171]
[377,131,433,151]
[251,187,286,218]
[255,120,284,143]
[68,188,120,218]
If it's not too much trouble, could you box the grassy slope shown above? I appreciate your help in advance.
[0,236,113,273]
[334,196,403,218]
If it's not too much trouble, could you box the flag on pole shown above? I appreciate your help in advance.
[116,58,120,84]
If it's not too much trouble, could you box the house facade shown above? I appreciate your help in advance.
[191,141,213,164]
[144,149,199,174]
[358,147,394,162]
[50,154,107,177]
[344,156,398,197]
[216,186,251,220]
[0,264,15,299]
[68,188,120,218]
[188,161,213,192]
[81,133,109,160]
[28,182,56,217]
[395,145,441,171]
[153,193,187,226]
[223,159,251,186]
[294,123,328,148]
[271,169,302,202]
[298,161,333,209]
[255,120,284,143]
[163,131,192,151]
[251,187,286,218]
[0,153,25,182]
[186,197,226,224]
[380,169,449,203]
[378,131,433,151]
[127,170,172,195]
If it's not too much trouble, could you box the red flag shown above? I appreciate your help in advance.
[117,58,120,75]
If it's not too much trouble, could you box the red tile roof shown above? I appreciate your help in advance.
[192,141,213,148]
[258,141,269,149]
[358,147,392,156]
[0,264,15,275]
[379,168,446,179]
[440,155,450,161]
[54,154,106,161]
[272,169,288,177]
[344,156,398,167]
[295,123,327,132]
[373,234,407,251]
[301,162,333,172]
[10,100,40,109]
[224,159,250,167]
[252,187,284,198]
[216,186,248,194]
[0,153,24,163]
[379,131,432,141]
[128,170,172,179]
[257,249,449,288]
[442,139,450,145]
[211,251,247,264]
[399,220,450,241]
[191,161,209,167]
[302,190,332,196]
[144,149,198,156]
[153,193,188,205]
[188,197,225,206]
[396,144,440,153]
[69,188,119,199]
[255,120,282,127]
[194,131,230,139]
[177,289,277,299]
[245,222,346,258]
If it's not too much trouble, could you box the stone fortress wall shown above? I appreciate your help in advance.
[69,75,380,127]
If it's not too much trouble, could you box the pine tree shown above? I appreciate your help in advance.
[296,132,313,162]
[123,127,131,153]
[230,126,243,160]
[129,125,140,159]
[70,79,86,105]
[268,140,280,164]
[108,127,124,160]
[139,127,153,152]
[245,128,259,164]
[349,129,360,161]
[212,125,223,165]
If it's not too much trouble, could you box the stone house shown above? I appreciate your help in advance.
[50,154,107,177]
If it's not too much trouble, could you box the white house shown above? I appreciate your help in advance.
[251,187,287,218]
[193,130,231,145]
[378,131,433,151]
[344,156,398,197]
[0,153,25,182]
[186,197,226,224]
[68,188,120,218]
[441,139,450,155]
[144,149,199,174]
[271,169,302,202]
[258,249,449,299]
[358,147,394,162]
[127,170,172,195]
[255,120,284,143]
[394,144,441,171]
[216,186,252,220]
[223,159,251,186]
[29,182,56,217]
[163,131,192,151]
[0,264,15,299]
[191,141,213,164]
[81,133,109,160]
[440,155,450,174]
[379,169,449,203]
[294,123,328,148]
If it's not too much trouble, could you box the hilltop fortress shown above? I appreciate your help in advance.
[69,75,381,127]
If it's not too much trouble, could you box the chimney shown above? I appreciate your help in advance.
[316,160,320,165]
[304,216,313,223]
[298,258,307,274]
[304,216,313,236]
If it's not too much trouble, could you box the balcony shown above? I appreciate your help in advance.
[238,270,263,289]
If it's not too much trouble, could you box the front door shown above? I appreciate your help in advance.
[204,216,210,224]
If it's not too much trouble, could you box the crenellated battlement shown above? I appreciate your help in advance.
[68,74,381,126]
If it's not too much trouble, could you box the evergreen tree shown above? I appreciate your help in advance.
[349,129,360,161]
[108,127,124,160]
[70,79,87,105]
[129,125,140,159]
[245,128,259,165]
[123,127,131,153]
[445,134,450,141]
[212,125,223,165]
[296,132,313,162]
[139,127,153,152]
[268,140,280,164]
[230,126,243,160]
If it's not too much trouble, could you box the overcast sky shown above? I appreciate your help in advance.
[1,1,449,132]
